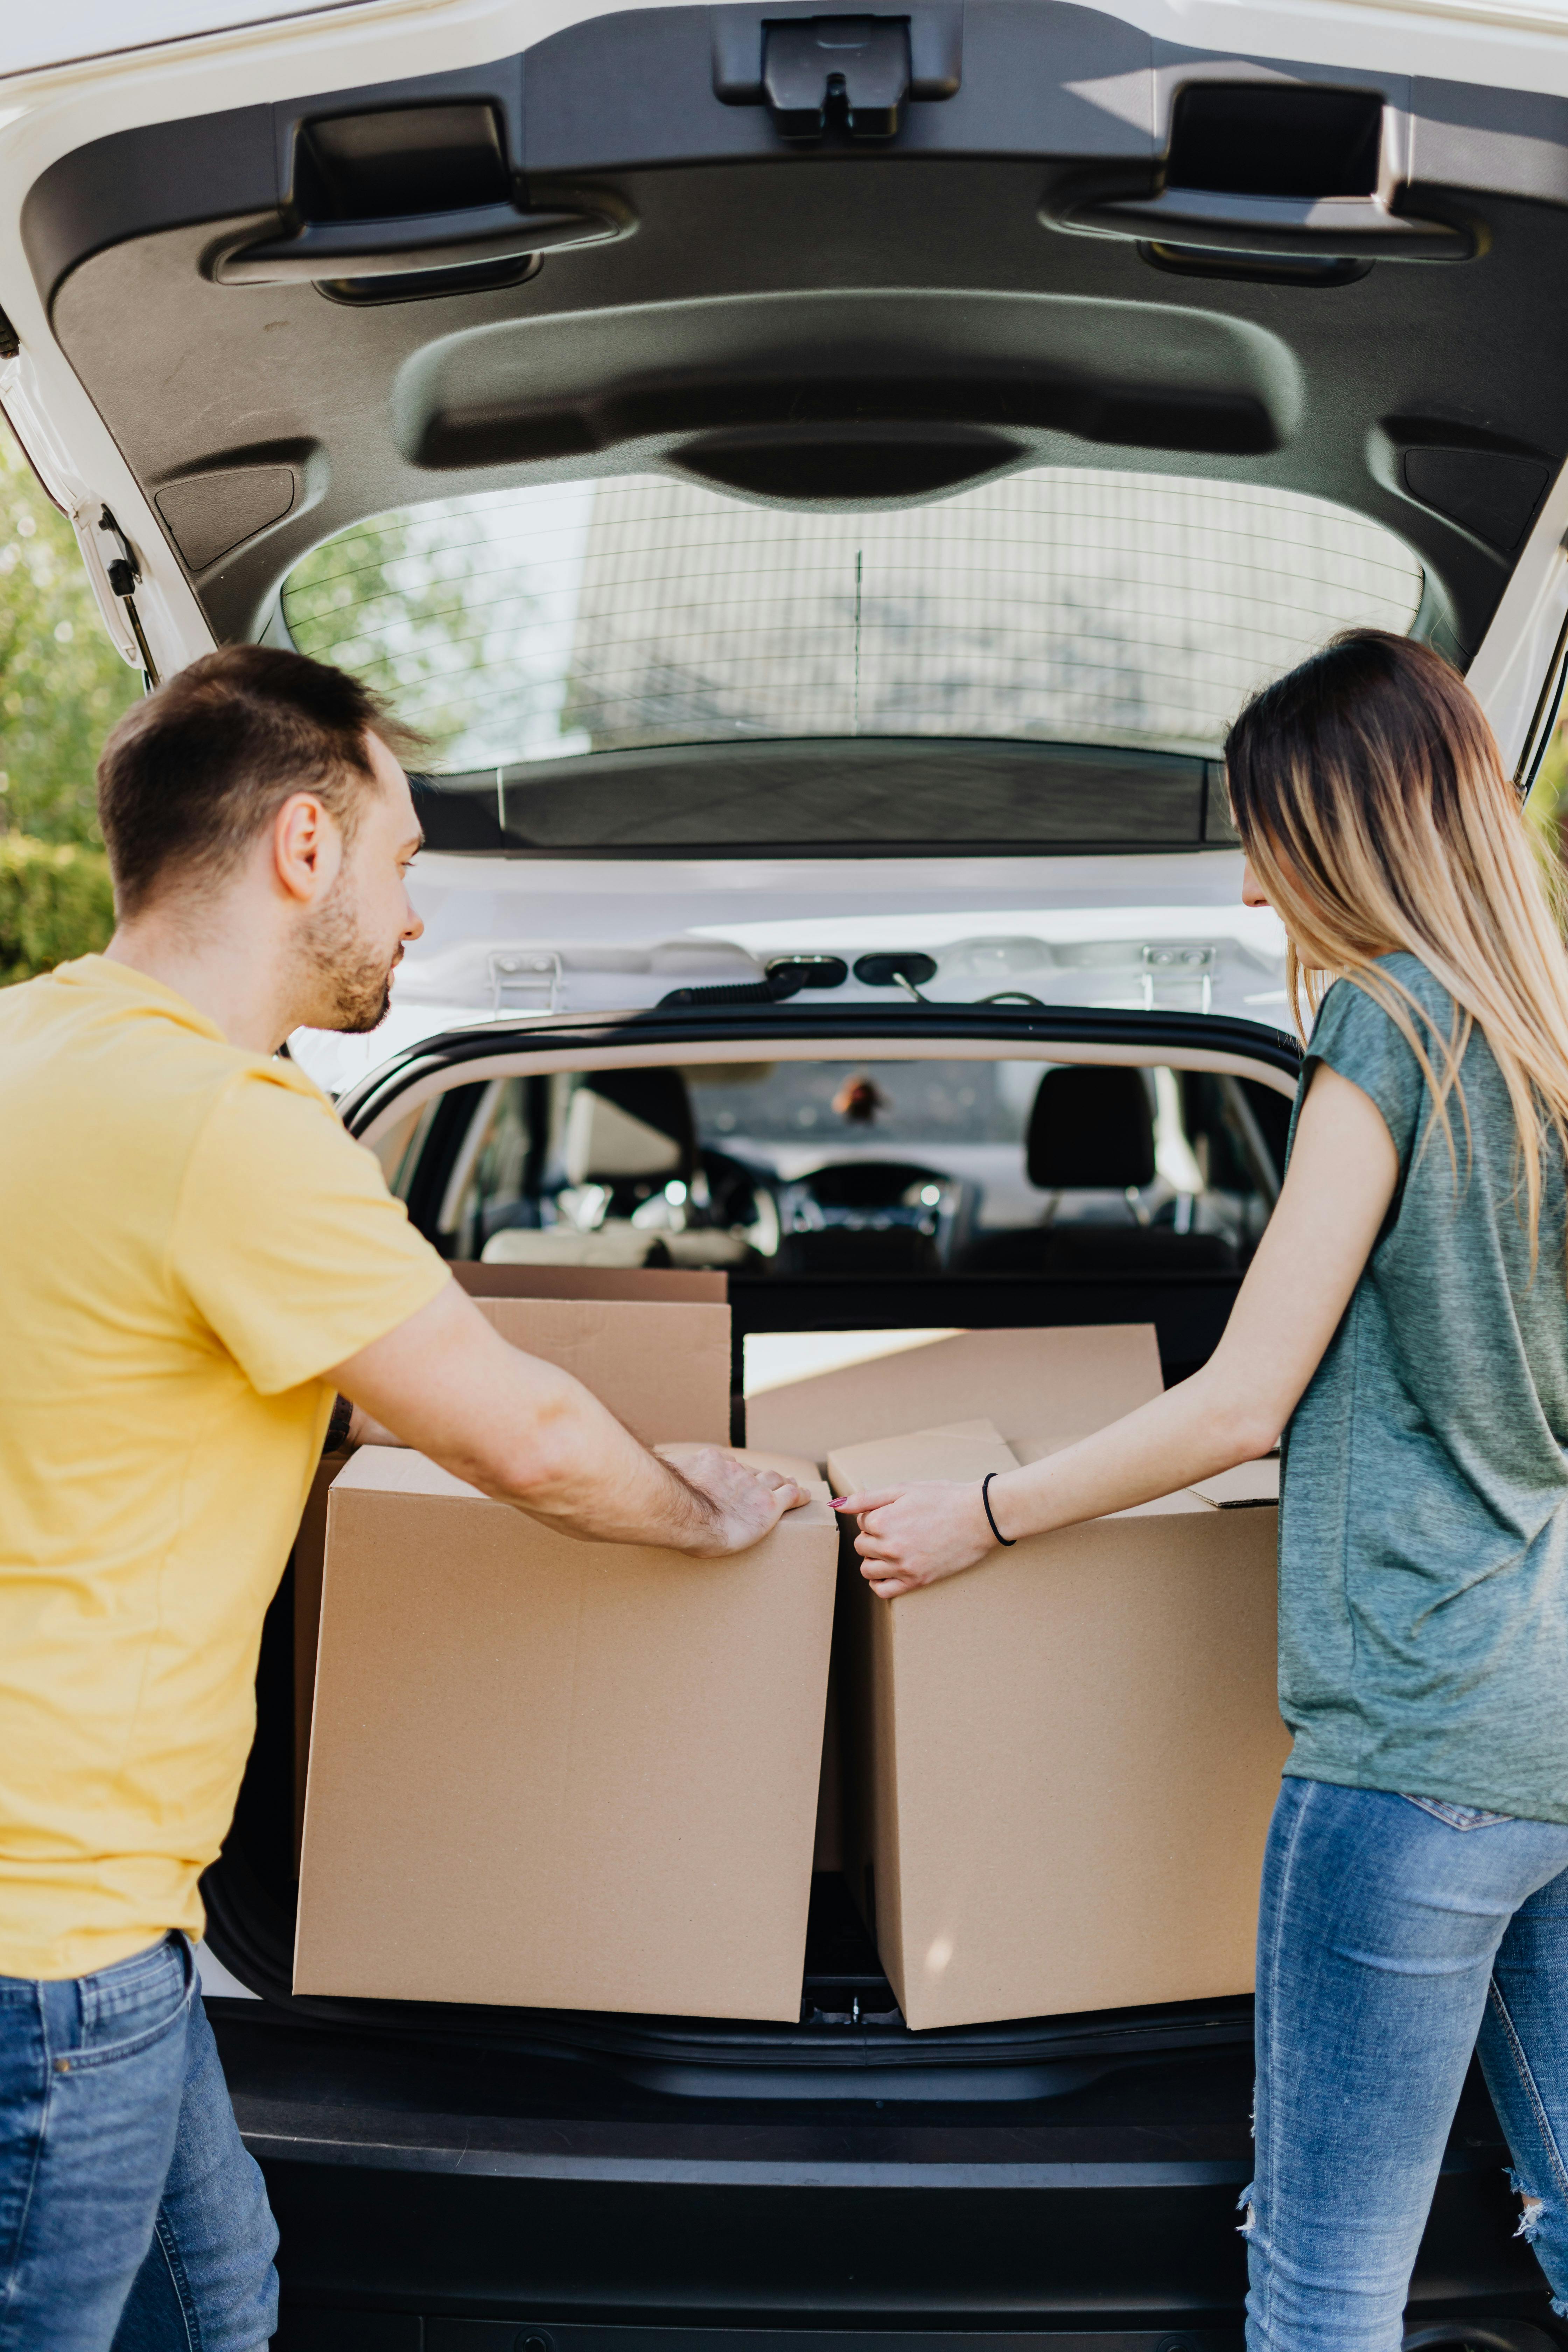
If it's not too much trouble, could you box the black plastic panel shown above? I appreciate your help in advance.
[522,0,1151,170]
[413,739,1213,855]
[24,0,1568,679]
[230,1993,1532,2328]
[1167,84,1382,199]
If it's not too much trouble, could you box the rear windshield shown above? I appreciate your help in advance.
[282,465,1420,847]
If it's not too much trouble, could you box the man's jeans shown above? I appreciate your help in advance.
[0,1933,278,2351]
[1247,1775,1568,2352]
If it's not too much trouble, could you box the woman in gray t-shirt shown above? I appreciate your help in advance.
[835,629,1568,2348]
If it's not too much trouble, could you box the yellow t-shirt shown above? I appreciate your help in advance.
[0,954,450,1979]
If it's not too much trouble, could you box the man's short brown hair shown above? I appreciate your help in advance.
[97,644,424,920]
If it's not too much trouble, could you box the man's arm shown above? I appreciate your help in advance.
[328,1280,800,1556]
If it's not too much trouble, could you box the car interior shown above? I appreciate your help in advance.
[405,1055,1288,1282]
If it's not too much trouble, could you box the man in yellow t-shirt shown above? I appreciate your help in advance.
[0,644,800,2352]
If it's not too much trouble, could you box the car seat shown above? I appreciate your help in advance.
[958,1066,1238,1276]
[562,1068,697,1203]
[482,1069,699,1267]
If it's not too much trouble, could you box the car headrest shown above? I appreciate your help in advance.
[1026,1065,1156,1191]
[563,1068,696,1187]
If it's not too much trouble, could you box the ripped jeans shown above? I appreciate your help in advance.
[1245,1775,1568,2352]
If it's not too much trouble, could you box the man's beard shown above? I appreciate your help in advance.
[298,881,398,1035]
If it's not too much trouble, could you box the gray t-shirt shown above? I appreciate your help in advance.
[1280,951,1568,1822]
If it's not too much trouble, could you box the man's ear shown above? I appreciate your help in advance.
[272,792,345,906]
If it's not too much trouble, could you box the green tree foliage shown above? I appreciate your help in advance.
[0,428,142,844]
[283,492,567,769]
[1529,717,1568,865]
[285,504,506,764]
[0,832,114,983]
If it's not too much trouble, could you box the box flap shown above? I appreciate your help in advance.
[745,1329,963,1394]
[1188,1458,1281,1508]
[330,1447,482,1500]
[333,1438,834,1527]
[475,1295,730,1447]
[453,1262,726,1304]
[1109,1488,1217,1519]
[750,1325,1162,1464]
[729,1447,831,1502]
[828,1420,1019,1497]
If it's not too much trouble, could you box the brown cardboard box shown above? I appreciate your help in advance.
[292,1295,732,1858]
[295,1446,838,2017]
[452,1263,726,1304]
[1189,1457,1280,1507]
[827,1417,1287,2031]
[472,1296,731,1449]
[292,1451,345,1871]
[749,1324,1171,1879]
[748,1323,1164,1466]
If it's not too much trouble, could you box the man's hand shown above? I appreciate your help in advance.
[657,1445,807,1555]
[834,1479,996,1598]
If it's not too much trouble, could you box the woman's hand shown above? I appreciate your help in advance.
[834,1480,998,1598]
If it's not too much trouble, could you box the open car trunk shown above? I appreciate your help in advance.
[204,995,1303,2091]
[192,1007,1545,2338]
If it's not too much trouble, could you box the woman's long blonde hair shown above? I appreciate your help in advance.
[1225,628,1568,1265]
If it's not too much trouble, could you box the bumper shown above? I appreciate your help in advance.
[212,2012,1553,2351]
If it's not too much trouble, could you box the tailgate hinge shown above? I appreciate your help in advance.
[488,950,562,1016]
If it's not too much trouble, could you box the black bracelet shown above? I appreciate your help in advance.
[981,1472,1017,1547]
[323,1392,355,1456]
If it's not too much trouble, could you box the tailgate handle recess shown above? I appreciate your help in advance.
[210,205,620,286]
[210,100,625,285]
[1046,186,1476,262]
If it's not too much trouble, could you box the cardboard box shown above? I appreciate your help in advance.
[813,1632,844,1874]
[293,1293,737,1868]
[295,1445,837,2017]
[1189,1457,1280,1507]
[471,1295,731,1449]
[292,1450,345,1872]
[827,1416,1287,2032]
[748,1323,1165,1467]
[452,1262,726,1304]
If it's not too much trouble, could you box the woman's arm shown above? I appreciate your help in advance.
[837,1062,1398,1597]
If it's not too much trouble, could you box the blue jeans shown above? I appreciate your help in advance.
[1247,1775,1568,2352]
[0,1933,278,2351]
